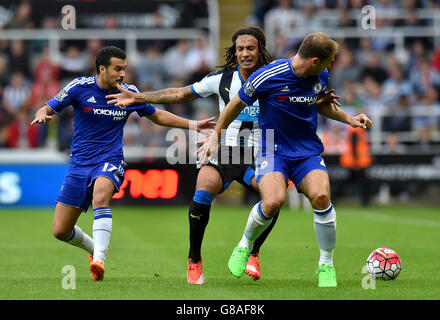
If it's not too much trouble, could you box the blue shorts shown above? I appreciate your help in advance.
[56,160,126,212]
[255,154,327,189]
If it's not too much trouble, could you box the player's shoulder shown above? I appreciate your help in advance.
[63,76,96,93]
[120,82,140,93]
[250,59,291,87]
[318,68,330,83]
[205,67,235,79]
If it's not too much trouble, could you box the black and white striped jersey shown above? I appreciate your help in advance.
[190,66,259,147]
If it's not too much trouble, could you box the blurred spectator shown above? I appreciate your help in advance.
[340,80,363,110]
[328,43,359,91]
[184,37,217,83]
[60,45,89,81]
[381,61,413,105]
[383,93,412,133]
[30,67,61,147]
[6,108,38,148]
[359,52,388,84]
[355,37,374,66]
[411,88,439,150]
[253,0,277,27]
[359,76,387,115]
[382,132,407,154]
[264,0,301,38]
[3,1,34,29]
[33,47,60,83]
[124,114,143,146]
[163,40,191,81]
[84,39,104,75]
[321,122,346,154]
[136,44,166,91]
[3,71,30,115]
[338,126,372,206]
[7,40,30,77]
[0,54,9,88]
[409,57,440,98]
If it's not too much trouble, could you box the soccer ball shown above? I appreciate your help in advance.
[366,248,402,280]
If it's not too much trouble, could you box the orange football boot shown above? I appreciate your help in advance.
[187,258,205,285]
[245,254,261,281]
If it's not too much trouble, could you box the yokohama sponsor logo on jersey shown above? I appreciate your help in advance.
[93,108,127,117]
[288,96,318,104]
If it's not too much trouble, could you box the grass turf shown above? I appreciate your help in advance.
[0,205,439,300]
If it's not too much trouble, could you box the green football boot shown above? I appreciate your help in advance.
[228,247,250,277]
[317,264,337,288]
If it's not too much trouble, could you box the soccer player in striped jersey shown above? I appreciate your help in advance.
[31,46,215,281]
[106,27,279,284]
[198,32,372,288]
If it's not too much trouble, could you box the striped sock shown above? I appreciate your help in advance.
[92,207,112,263]
[238,201,273,251]
[65,225,94,255]
[314,204,336,267]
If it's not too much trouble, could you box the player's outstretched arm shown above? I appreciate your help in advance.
[317,89,372,129]
[30,104,55,125]
[196,94,246,164]
[106,84,197,107]
[147,109,215,132]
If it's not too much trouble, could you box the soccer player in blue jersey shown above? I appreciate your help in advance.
[197,32,372,287]
[31,46,215,281]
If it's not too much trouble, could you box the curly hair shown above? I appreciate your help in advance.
[217,26,273,71]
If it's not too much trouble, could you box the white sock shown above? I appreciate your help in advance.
[92,207,112,263]
[238,202,273,251]
[319,249,334,267]
[314,204,336,267]
[66,225,94,255]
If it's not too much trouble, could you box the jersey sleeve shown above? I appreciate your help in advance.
[238,66,268,106]
[190,73,221,98]
[45,78,81,113]
[121,83,157,117]
[136,104,156,117]
[316,69,330,100]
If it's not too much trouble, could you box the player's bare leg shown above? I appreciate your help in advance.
[299,169,337,287]
[89,176,115,281]
[245,176,279,281]
[229,173,285,277]
[187,165,222,285]
[53,202,94,256]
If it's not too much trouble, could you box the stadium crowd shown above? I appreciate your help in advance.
[0,0,439,154]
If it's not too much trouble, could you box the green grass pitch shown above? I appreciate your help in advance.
[0,205,439,300]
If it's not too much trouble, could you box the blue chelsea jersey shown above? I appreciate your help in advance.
[46,76,156,165]
[238,58,328,159]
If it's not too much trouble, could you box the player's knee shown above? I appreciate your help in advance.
[92,193,111,208]
[196,178,222,196]
[52,226,71,241]
[262,195,285,216]
[309,191,330,210]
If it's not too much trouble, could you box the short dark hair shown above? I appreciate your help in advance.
[297,32,339,61]
[95,46,126,73]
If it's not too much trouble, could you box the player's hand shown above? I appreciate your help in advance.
[350,113,372,129]
[195,131,219,165]
[106,84,137,107]
[196,117,216,134]
[30,114,53,125]
[319,89,341,107]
